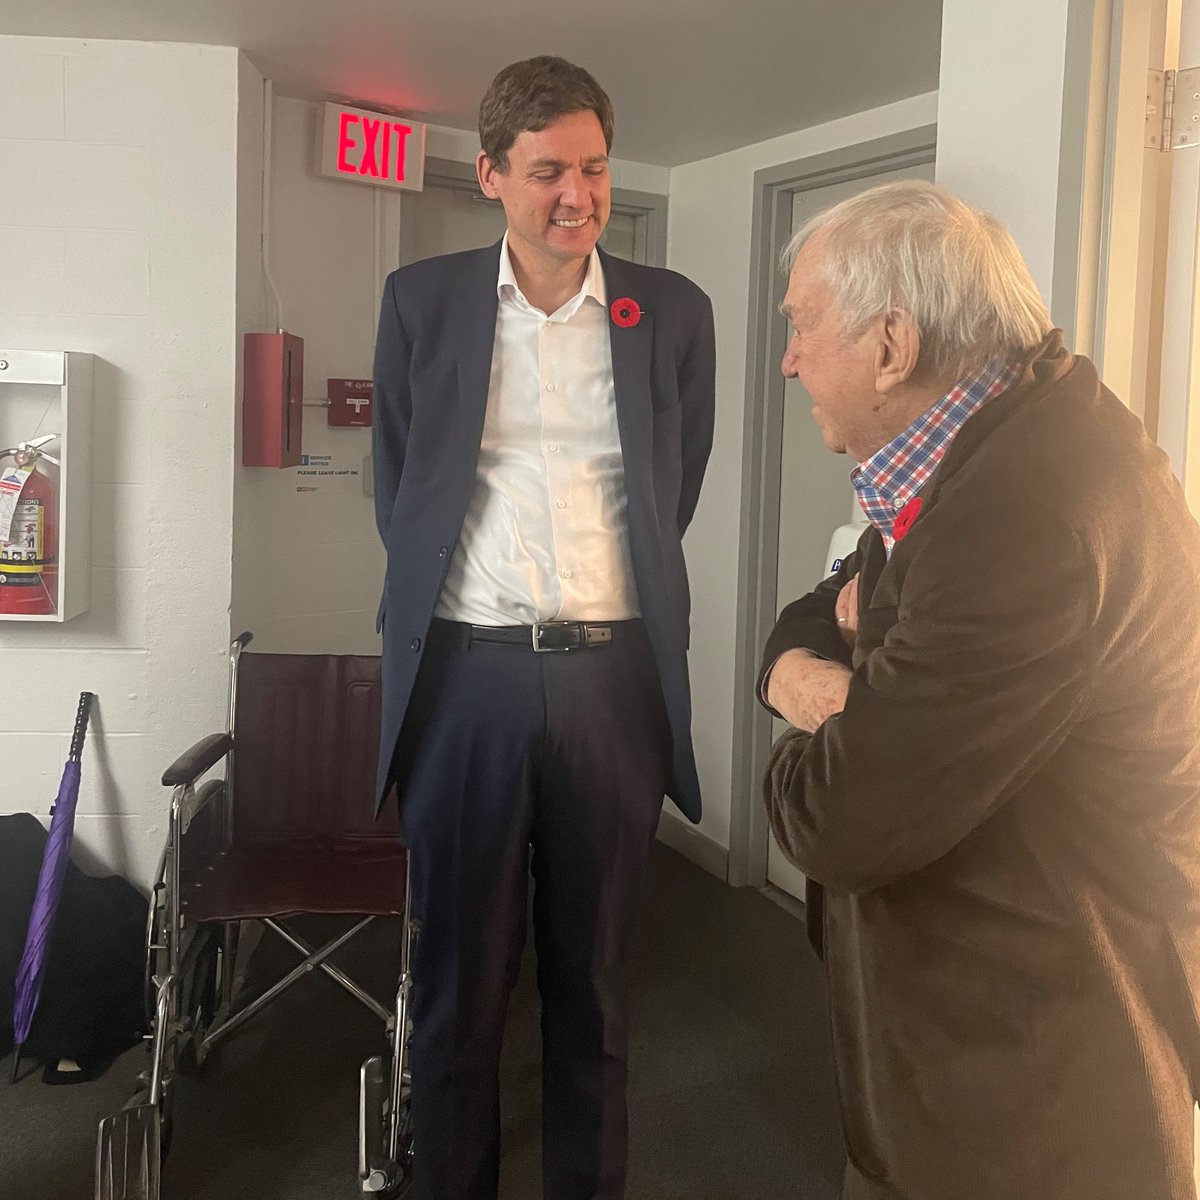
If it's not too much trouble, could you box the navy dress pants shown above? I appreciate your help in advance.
[394,618,671,1200]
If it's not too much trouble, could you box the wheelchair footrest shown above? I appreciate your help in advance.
[359,1056,393,1193]
[96,1100,162,1200]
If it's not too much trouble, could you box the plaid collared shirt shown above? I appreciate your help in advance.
[852,358,1023,554]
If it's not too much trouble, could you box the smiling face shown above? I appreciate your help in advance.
[476,108,611,279]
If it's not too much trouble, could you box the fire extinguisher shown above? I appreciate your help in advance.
[0,435,60,616]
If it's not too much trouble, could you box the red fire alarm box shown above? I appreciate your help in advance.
[328,378,373,427]
[243,332,304,467]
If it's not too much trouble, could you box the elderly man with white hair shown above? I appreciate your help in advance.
[758,180,1200,1200]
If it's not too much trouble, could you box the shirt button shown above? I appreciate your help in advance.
[547,443,559,453]
[561,568,573,579]
[438,546,448,558]
[892,497,905,511]
[546,383,557,392]
[410,637,421,652]
[556,500,567,509]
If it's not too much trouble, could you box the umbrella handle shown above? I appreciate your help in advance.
[68,692,94,762]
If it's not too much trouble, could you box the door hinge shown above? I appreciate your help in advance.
[1147,67,1200,151]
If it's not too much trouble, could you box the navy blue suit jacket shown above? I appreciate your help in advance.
[371,240,715,823]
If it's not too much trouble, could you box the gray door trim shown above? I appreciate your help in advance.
[1051,0,1108,350]
[603,185,669,267]
[727,124,938,888]
[412,156,669,267]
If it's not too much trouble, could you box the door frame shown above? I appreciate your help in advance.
[1152,0,1200,504]
[726,124,938,888]
[402,156,669,267]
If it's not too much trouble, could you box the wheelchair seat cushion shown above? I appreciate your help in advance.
[181,841,406,923]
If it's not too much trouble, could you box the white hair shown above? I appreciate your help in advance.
[782,180,1052,378]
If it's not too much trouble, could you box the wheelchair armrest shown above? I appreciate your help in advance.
[162,732,233,787]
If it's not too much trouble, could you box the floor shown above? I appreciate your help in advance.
[0,843,845,1199]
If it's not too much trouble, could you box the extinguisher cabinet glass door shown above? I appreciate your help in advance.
[0,350,93,622]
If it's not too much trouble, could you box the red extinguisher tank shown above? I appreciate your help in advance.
[0,442,59,616]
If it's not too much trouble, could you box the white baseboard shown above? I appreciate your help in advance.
[655,808,728,881]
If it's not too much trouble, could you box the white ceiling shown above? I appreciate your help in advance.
[0,0,943,166]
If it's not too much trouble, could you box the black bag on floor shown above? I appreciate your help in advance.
[0,813,147,1080]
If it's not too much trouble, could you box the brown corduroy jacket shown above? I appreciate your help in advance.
[759,333,1200,1199]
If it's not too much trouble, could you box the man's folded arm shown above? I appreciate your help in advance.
[765,504,1094,894]
[757,549,860,718]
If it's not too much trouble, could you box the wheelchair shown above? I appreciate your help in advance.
[96,633,417,1199]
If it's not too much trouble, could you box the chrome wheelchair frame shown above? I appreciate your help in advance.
[96,634,416,1199]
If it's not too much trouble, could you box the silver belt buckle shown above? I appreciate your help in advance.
[531,621,581,652]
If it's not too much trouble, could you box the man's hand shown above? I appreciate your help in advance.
[835,575,859,648]
[766,649,853,732]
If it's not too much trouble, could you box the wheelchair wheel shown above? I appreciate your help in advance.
[177,930,220,1074]
[143,849,170,1031]
[142,845,222,1075]
[158,1084,175,1164]
[390,1097,415,1198]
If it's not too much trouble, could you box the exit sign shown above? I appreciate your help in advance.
[319,102,426,192]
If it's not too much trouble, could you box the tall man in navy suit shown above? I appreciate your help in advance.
[371,57,715,1200]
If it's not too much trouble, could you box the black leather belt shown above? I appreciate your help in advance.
[468,620,615,653]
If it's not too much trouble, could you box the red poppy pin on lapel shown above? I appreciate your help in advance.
[892,497,924,541]
[610,297,641,328]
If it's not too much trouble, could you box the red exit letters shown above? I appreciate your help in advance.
[337,114,413,183]
[319,102,426,192]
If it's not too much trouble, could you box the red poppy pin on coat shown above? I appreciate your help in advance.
[610,297,641,328]
[892,497,924,541]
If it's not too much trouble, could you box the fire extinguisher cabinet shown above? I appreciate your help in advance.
[0,350,94,622]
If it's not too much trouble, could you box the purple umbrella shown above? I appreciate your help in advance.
[10,691,94,1084]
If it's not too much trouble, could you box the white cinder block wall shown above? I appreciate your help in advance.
[231,94,393,654]
[0,37,246,888]
[936,0,1073,307]
[666,92,941,855]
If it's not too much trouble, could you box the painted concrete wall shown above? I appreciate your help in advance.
[231,93,391,655]
[936,0,1074,308]
[0,37,243,888]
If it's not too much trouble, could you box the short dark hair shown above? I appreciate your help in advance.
[478,56,614,172]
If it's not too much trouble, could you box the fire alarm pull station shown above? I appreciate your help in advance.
[328,378,373,427]
[244,332,304,467]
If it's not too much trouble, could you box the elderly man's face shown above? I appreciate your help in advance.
[780,238,887,461]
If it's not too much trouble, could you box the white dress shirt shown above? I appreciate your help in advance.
[434,236,640,626]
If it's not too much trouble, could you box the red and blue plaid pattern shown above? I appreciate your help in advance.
[852,358,1023,554]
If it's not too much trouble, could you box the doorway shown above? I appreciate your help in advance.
[728,125,939,895]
